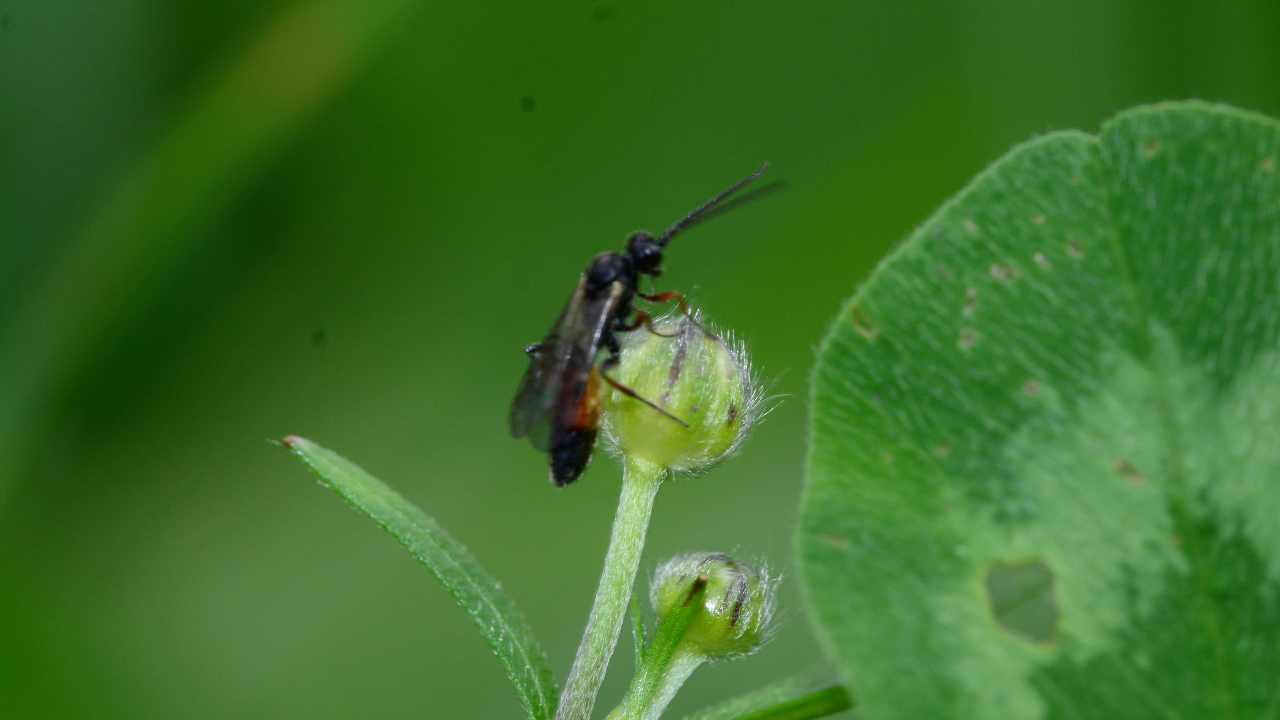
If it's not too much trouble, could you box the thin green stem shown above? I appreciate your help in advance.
[557,457,666,720]
[727,686,853,720]
[629,651,704,720]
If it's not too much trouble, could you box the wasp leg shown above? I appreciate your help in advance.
[637,290,720,340]
[617,310,682,338]
[600,356,688,428]
[638,290,689,314]
[602,331,622,356]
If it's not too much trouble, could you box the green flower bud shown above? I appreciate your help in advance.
[650,552,776,659]
[602,313,760,473]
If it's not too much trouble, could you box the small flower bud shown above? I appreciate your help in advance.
[650,552,776,659]
[603,313,759,473]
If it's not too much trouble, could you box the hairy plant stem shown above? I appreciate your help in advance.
[608,652,703,720]
[557,457,666,720]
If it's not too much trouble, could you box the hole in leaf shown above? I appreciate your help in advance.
[984,558,1058,644]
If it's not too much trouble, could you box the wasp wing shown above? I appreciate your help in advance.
[509,280,585,450]
[509,279,623,451]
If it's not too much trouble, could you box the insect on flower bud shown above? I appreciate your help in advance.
[650,552,776,659]
[602,313,759,473]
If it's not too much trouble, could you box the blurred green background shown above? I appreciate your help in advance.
[3,1,1279,717]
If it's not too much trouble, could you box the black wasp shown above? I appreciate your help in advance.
[509,164,770,486]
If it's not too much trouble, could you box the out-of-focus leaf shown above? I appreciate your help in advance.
[0,0,418,500]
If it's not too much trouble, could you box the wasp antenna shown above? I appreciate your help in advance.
[657,162,769,248]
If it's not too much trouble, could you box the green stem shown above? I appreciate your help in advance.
[727,686,853,720]
[627,651,704,720]
[557,457,666,720]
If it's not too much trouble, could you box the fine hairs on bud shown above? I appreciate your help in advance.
[602,311,765,474]
[650,552,777,659]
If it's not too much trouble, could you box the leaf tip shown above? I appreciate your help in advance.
[280,434,309,451]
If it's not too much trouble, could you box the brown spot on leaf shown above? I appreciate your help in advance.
[1033,252,1051,270]
[1066,240,1085,259]
[1261,156,1275,174]
[1022,379,1041,398]
[958,328,979,351]
[1141,139,1161,159]
[963,218,981,236]
[726,403,738,426]
[816,534,850,551]
[851,305,879,341]
[1031,213,1046,225]
[1113,458,1146,486]
[963,287,979,317]
[989,263,1018,283]
[934,442,953,459]
[881,451,895,465]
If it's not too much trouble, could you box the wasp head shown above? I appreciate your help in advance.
[626,231,664,276]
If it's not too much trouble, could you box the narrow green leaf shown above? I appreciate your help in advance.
[282,435,557,720]
[612,577,708,720]
[682,671,853,720]
[800,101,1280,718]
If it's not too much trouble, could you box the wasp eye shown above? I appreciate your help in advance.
[627,232,663,274]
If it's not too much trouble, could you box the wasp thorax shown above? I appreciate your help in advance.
[650,553,776,659]
[602,313,758,473]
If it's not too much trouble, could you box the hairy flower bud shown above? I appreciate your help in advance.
[602,313,759,473]
[650,552,776,659]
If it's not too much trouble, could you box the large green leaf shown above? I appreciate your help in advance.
[283,436,558,720]
[798,102,1280,719]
